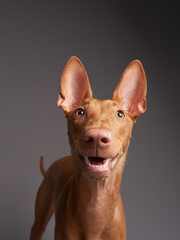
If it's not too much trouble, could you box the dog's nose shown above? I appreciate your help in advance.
[84,128,111,149]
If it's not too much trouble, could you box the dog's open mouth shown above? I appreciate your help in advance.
[85,156,110,167]
[81,154,119,173]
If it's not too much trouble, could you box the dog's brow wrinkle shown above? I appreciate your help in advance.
[83,100,90,105]
[113,102,118,107]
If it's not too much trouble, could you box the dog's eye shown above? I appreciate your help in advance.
[117,110,124,118]
[75,108,84,117]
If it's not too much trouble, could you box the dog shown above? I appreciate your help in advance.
[30,56,147,240]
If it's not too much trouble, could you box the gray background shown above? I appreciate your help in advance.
[0,0,179,239]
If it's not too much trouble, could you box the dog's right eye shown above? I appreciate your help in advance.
[75,108,84,117]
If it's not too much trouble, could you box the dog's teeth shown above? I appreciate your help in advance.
[104,158,110,166]
[85,156,91,166]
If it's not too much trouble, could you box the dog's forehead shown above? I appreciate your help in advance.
[83,98,119,112]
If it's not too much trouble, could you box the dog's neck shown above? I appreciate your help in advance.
[68,154,127,229]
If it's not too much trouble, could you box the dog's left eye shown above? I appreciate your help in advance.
[117,110,124,118]
[75,108,84,117]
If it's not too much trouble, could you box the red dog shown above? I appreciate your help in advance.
[30,56,147,240]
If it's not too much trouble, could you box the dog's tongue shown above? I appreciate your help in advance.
[88,157,106,165]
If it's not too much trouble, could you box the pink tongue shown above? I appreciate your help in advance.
[89,157,106,165]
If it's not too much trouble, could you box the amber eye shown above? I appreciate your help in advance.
[75,108,84,117]
[117,110,124,118]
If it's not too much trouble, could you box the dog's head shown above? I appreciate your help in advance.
[57,57,147,177]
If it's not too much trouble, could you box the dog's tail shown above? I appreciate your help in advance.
[40,156,46,177]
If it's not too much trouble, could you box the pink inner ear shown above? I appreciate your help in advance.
[63,70,89,108]
[58,57,92,113]
[113,60,147,118]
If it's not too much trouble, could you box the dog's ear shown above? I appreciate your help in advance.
[112,60,147,120]
[57,56,92,114]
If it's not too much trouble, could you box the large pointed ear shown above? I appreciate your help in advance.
[112,60,147,120]
[57,56,92,114]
